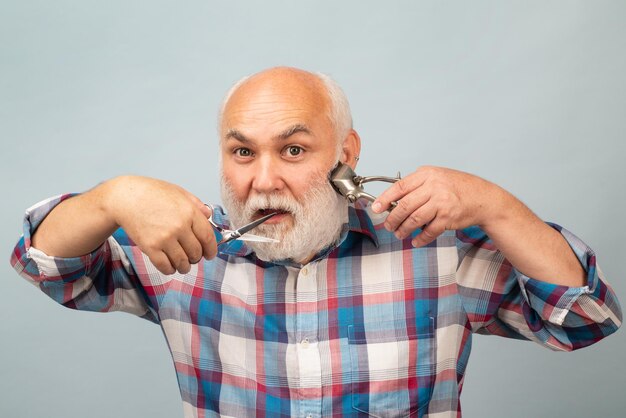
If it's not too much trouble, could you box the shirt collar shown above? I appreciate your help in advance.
[345,201,379,248]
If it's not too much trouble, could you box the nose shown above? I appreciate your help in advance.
[251,155,285,194]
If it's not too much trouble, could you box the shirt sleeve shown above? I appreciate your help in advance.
[9,194,159,323]
[455,223,622,351]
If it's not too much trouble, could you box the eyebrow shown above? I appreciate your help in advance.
[277,123,311,140]
[225,129,250,143]
[225,123,312,144]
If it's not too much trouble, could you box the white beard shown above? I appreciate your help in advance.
[220,174,348,264]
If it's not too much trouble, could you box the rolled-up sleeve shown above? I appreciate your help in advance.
[457,223,622,351]
[10,194,158,323]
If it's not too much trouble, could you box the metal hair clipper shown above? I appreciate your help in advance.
[329,162,401,210]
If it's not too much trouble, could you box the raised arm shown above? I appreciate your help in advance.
[32,175,217,275]
[372,165,621,350]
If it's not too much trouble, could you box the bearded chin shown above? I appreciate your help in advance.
[220,176,348,264]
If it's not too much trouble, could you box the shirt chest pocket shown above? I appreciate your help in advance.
[348,316,436,418]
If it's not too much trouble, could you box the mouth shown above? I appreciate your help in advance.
[253,208,291,224]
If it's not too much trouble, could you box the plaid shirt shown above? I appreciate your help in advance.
[11,194,622,418]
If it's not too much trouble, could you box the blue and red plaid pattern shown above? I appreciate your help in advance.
[11,195,622,417]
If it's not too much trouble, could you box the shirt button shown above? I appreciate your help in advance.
[302,267,309,275]
[301,337,310,348]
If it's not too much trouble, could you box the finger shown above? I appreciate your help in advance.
[163,241,192,274]
[372,172,426,213]
[411,218,446,248]
[200,204,212,218]
[384,189,431,232]
[394,201,437,240]
[149,250,176,275]
[178,231,204,266]
[191,211,218,260]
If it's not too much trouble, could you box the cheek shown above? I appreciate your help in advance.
[286,179,307,200]
[222,168,251,200]
[286,168,328,200]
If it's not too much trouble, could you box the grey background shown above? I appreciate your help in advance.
[1,1,624,417]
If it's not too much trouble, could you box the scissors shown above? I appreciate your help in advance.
[205,204,280,245]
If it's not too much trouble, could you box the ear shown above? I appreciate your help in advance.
[339,129,362,169]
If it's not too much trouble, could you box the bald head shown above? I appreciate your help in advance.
[219,67,352,145]
[237,67,326,97]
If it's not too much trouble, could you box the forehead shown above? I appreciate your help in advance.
[221,73,330,134]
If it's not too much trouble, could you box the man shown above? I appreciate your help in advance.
[11,67,622,417]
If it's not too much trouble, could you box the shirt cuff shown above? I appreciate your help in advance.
[22,193,106,282]
[517,222,596,326]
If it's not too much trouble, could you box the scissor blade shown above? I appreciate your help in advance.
[234,212,278,236]
[237,234,280,243]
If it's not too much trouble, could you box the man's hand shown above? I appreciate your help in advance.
[102,176,217,275]
[372,166,500,247]
[371,165,586,286]
[32,176,218,275]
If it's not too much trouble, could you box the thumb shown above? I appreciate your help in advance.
[199,203,212,218]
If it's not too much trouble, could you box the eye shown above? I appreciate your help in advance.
[235,148,252,157]
[286,146,303,157]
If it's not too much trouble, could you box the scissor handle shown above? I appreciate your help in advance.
[204,203,225,244]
